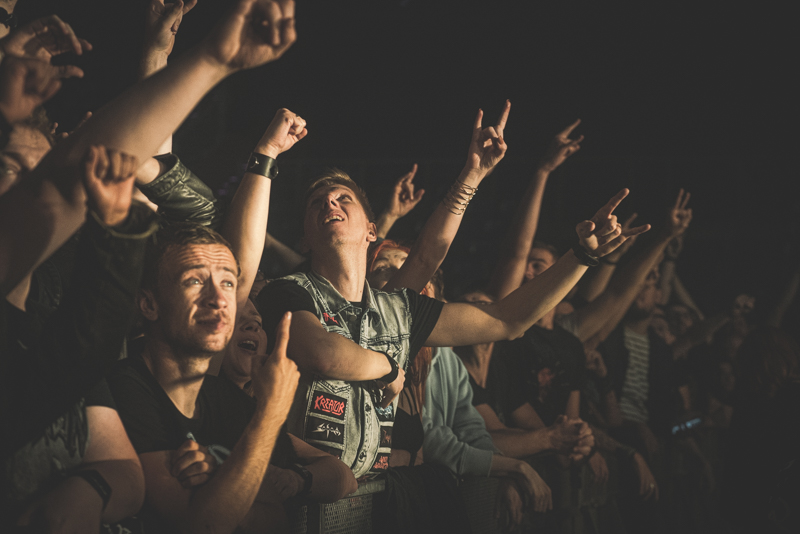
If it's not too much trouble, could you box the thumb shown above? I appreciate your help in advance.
[413,189,425,201]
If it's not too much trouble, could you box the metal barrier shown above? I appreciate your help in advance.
[289,476,501,534]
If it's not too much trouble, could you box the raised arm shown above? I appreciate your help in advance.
[382,101,510,293]
[374,164,424,239]
[570,189,692,343]
[577,212,639,302]
[486,119,583,300]
[221,107,306,304]
[139,312,299,533]
[2,0,297,296]
[426,189,650,347]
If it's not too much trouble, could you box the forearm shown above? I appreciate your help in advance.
[80,459,145,523]
[489,455,528,478]
[187,405,283,533]
[221,171,272,304]
[491,250,587,339]
[486,169,549,300]
[305,456,358,502]
[384,167,484,293]
[603,390,623,428]
[489,428,552,459]
[578,262,616,303]
[658,259,677,305]
[672,275,704,319]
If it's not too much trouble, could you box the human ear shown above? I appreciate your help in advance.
[138,290,159,321]
[367,222,377,243]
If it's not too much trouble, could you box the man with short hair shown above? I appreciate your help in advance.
[109,224,301,533]
[258,108,647,478]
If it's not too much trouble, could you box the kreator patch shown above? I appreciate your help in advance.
[306,416,345,445]
[309,391,347,421]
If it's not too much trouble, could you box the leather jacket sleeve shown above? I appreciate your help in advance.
[137,153,222,230]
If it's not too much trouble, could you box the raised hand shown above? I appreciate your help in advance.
[666,188,692,238]
[171,439,218,488]
[0,55,82,122]
[0,15,91,61]
[254,107,307,159]
[576,189,651,258]
[81,145,139,226]
[386,164,425,219]
[144,0,198,58]
[201,0,296,73]
[465,100,510,175]
[250,312,300,419]
[539,119,583,173]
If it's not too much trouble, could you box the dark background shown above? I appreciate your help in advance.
[17,0,800,324]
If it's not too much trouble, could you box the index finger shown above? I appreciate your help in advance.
[473,108,483,131]
[270,311,292,358]
[559,118,581,138]
[593,188,629,222]
[495,100,511,135]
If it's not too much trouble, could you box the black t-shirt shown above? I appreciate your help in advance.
[467,351,528,425]
[108,355,256,455]
[258,279,444,360]
[496,324,586,426]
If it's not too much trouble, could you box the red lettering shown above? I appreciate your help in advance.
[313,395,345,416]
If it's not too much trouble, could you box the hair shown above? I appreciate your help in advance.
[530,240,559,259]
[736,326,800,398]
[367,239,410,273]
[17,107,55,147]
[305,168,375,223]
[142,223,240,292]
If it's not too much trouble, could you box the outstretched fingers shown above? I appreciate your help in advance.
[593,188,630,222]
[623,223,651,238]
[271,311,292,358]
[495,99,510,137]
[559,118,581,138]
[472,108,484,139]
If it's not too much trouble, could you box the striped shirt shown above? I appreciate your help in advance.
[619,328,650,424]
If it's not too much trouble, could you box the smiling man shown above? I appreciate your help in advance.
[257,109,648,478]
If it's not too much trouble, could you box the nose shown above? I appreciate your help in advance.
[203,279,230,310]
[243,320,260,332]
[324,194,340,209]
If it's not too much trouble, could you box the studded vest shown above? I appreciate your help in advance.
[281,271,415,477]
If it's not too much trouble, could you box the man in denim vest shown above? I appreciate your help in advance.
[258,127,648,479]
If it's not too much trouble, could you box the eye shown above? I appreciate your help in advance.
[187,277,202,285]
[222,279,236,288]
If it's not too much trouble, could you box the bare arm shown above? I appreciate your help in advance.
[672,275,704,320]
[486,119,583,300]
[570,189,692,343]
[140,311,299,533]
[290,434,358,502]
[427,189,649,347]
[475,404,553,458]
[221,108,307,305]
[2,0,297,296]
[383,102,510,293]
[287,311,392,380]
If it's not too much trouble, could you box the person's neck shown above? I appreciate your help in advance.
[625,316,651,336]
[311,244,368,302]
[464,343,494,388]
[142,336,212,419]
[5,273,32,312]
[536,308,556,330]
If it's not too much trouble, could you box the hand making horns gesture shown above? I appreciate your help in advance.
[466,99,510,175]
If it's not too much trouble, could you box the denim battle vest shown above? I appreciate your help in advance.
[281,271,415,478]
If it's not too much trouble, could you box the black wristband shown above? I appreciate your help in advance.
[68,469,112,511]
[378,353,399,384]
[246,152,279,179]
[572,244,600,267]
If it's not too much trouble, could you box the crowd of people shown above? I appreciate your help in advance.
[2,1,798,533]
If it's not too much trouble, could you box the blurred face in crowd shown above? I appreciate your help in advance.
[668,304,694,336]
[0,126,51,197]
[303,185,376,255]
[222,299,268,384]
[524,247,556,281]
[368,248,408,289]
[629,269,661,320]
[461,290,494,306]
[144,244,238,357]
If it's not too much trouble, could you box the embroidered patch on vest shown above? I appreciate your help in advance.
[306,416,345,445]
[310,391,347,421]
[371,453,390,472]
[322,312,339,327]
[375,404,394,422]
[379,425,393,448]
